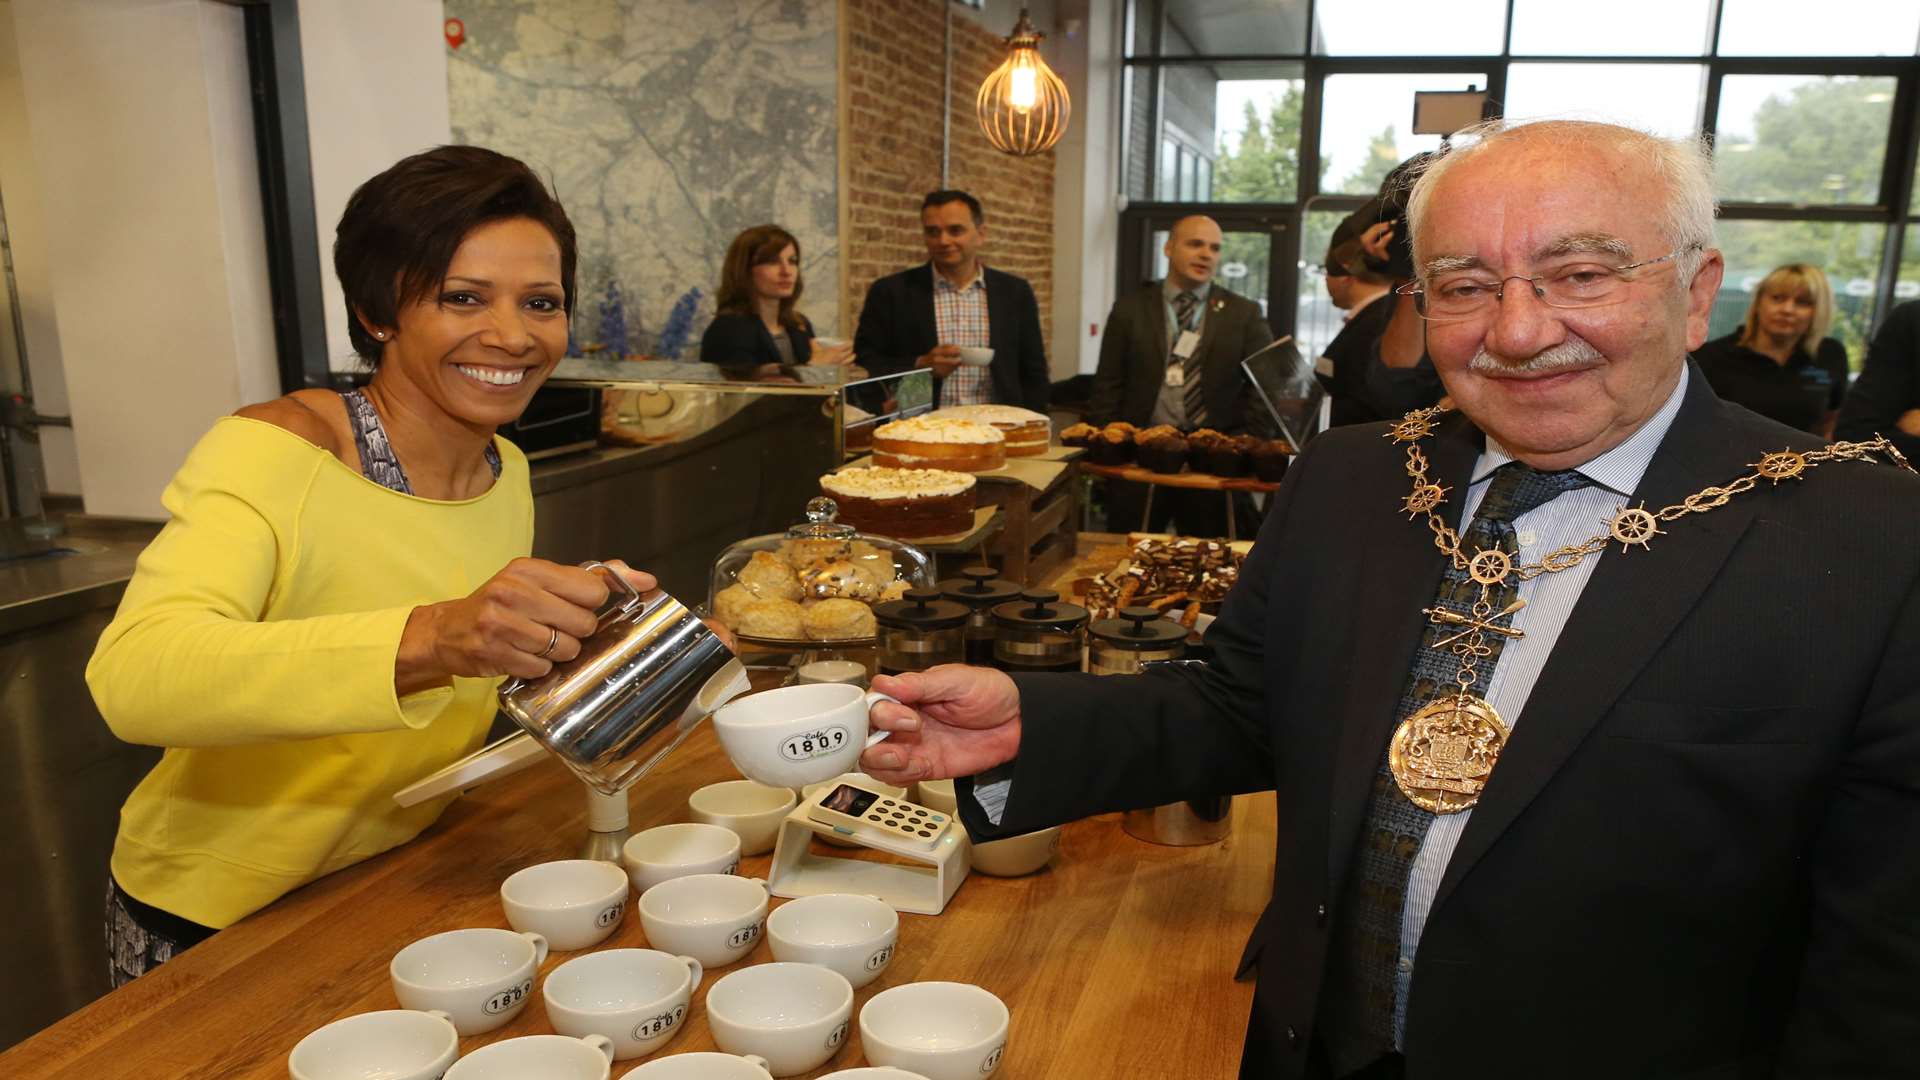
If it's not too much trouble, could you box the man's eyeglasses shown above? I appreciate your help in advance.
[1397,245,1700,321]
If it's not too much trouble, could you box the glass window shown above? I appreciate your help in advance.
[1159,138,1179,200]
[1717,0,1920,57]
[1151,227,1273,317]
[1296,206,1356,365]
[1714,75,1897,206]
[1319,72,1488,196]
[1118,62,1303,204]
[1197,157,1213,201]
[1712,220,1888,369]
[1502,64,1707,139]
[1178,149,1198,200]
[1315,0,1506,56]
[1129,0,1309,57]
[1508,0,1713,56]
[1897,225,1920,304]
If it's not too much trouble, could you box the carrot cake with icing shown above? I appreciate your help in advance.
[870,416,1006,472]
[925,404,1051,457]
[820,467,978,538]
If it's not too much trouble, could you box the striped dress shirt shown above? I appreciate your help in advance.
[934,270,993,406]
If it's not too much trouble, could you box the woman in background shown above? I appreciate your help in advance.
[88,146,655,984]
[1695,263,1849,436]
[700,224,853,380]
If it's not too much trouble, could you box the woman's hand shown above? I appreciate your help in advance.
[808,341,856,367]
[858,666,1023,785]
[395,558,657,694]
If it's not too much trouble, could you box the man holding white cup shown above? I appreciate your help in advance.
[853,190,1050,411]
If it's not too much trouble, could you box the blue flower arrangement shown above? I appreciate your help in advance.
[596,280,630,357]
[655,287,704,359]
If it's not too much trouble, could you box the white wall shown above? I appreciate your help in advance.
[10,0,278,518]
[0,0,78,495]
[1044,0,1120,378]
[298,0,450,372]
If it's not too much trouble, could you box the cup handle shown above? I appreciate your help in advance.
[521,930,549,967]
[679,955,704,994]
[743,1055,771,1073]
[424,1009,453,1026]
[862,689,902,749]
[582,1033,616,1063]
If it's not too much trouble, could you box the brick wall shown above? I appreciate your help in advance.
[843,0,1055,366]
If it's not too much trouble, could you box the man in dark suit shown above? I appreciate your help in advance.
[1088,214,1274,534]
[1836,297,1920,461]
[853,190,1049,412]
[855,120,1920,1077]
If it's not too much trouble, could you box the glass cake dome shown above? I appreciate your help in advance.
[706,496,935,646]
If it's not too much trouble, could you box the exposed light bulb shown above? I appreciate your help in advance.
[1010,64,1038,111]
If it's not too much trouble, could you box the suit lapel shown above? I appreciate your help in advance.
[1145,285,1170,388]
[912,264,938,351]
[1427,374,1762,916]
[983,270,1011,400]
[1326,412,1483,893]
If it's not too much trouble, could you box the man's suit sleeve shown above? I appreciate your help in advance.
[1086,298,1132,427]
[1778,568,1920,1072]
[955,429,1322,838]
[1015,278,1050,412]
[854,277,911,378]
[1836,302,1920,460]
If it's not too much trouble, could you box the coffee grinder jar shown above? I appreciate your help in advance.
[990,589,1088,673]
[938,566,1022,664]
[1088,606,1188,675]
[873,587,968,674]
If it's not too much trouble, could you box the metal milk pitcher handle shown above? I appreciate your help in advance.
[500,561,646,698]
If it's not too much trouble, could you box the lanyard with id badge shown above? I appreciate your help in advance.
[1166,328,1202,387]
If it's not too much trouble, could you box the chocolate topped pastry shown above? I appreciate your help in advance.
[1194,433,1250,477]
[1059,421,1099,447]
[1251,439,1292,482]
[1136,431,1190,475]
[1090,422,1136,465]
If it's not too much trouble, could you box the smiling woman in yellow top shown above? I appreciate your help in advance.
[86,146,655,985]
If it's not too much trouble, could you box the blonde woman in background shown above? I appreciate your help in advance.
[1694,263,1849,436]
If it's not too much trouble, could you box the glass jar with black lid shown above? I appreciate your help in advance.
[938,566,1023,664]
[1088,606,1188,675]
[873,587,969,674]
[990,589,1088,673]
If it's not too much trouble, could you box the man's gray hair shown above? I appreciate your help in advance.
[1403,119,1717,282]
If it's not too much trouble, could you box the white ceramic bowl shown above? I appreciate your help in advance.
[804,774,909,847]
[442,1033,614,1080]
[912,779,957,815]
[767,893,899,989]
[287,1009,458,1080]
[638,873,770,969]
[689,780,799,856]
[706,962,855,1077]
[627,1052,773,1078]
[389,928,547,1036]
[969,825,1061,877]
[860,982,1009,1080]
[820,1069,932,1080]
[623,822,742,894]
[500,859,629,951]
[544,948,704,1061]
[956,346,994,367]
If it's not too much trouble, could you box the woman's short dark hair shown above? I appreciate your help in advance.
[334,145,577,366]
[715,224,805,329]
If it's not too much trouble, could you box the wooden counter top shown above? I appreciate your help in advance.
[2,716,1274,1078]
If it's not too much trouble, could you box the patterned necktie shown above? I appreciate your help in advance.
[1318,461,1592,1072]
[1172,290,1206,427]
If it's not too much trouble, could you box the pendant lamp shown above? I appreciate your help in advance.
[975,8,1070,157]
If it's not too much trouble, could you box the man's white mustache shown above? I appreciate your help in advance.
[1469,337,1603,376]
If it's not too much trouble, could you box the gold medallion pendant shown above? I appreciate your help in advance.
[1388,693,1510,813]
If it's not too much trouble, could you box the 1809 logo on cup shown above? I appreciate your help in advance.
[595,901,625,927]
[865,944,895,971]
[981,1043,1006,1072]
[727,921,762,949]
[482,979,531,1014]
[778,726,849,762]
[827,1020,849,1049]
[631,1003,687,1041]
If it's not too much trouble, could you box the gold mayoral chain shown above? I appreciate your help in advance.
[1380,406,1914,815]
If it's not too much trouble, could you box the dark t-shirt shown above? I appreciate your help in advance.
[1694,332,1848,434]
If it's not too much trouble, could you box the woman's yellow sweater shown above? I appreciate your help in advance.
[87,417,533,928]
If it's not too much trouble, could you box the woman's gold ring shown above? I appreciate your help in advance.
[537,627,559,658]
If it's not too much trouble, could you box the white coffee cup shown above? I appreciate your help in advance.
[860,982,1009,1080]
[689,780,800,856]
[623,822,742,894]
[389,927,548,1036]
[442,1033,615,1080]
[956,346,994,367]
[913,779,957,815]
[767,893,899,989]
[544,948,704,1061]
[627,1052,774,1079]
[288,1009,458,1080]
[797,659,869,686]
[500,859,629,951]
[821,1069,933,1080]
[706,962,855,1077]
[969,825,1062,877]
[802,773,910,847]
[711,683,899,788]
[638,873,771,969]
